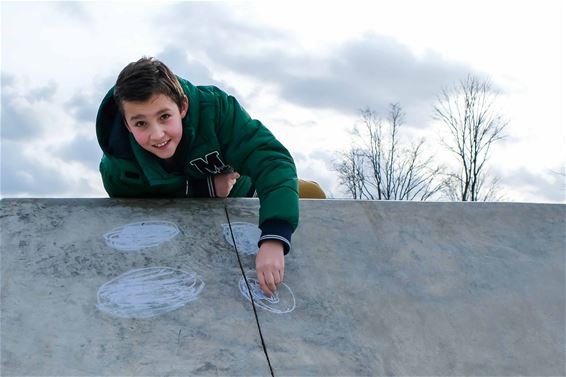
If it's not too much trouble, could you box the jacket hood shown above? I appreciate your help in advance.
[95,77,200,159]
[95,87,130,158]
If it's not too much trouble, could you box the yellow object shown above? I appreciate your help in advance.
[298,179,326,199]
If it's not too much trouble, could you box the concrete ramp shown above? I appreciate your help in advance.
[1,199,564,376]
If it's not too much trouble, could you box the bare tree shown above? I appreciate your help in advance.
[434,75,508,201]
[335,104,444,200]
[335,148,367,199]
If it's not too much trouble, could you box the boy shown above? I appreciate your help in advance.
[96,57,324,296]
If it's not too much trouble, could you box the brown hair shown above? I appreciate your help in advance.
[113,57,185,113]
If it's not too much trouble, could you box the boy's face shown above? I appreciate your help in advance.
[122,94,188,160]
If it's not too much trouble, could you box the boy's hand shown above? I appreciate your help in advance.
[214,172,240,198]
[256,240,285,297]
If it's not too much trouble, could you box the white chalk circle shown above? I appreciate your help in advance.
[222,222,261,255]
[239,273,296,314]
[104,221,180,251]
[97,267,204,319]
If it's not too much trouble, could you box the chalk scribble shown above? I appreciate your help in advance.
[222,222,261,255]
[104,221,180,251]
[97,267,204,319]
[239,273,296,314]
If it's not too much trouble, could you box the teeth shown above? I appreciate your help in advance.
[155,140,168,148]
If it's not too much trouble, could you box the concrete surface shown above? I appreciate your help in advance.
[1,199,271,376]
[1,198,565,376]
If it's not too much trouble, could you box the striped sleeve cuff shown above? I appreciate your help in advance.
[207,176,216,198]
[258,219,293,255]
[189,177,216,198]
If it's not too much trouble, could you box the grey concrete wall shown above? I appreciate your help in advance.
[1,199,564,376]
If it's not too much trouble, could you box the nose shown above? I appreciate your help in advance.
[149,124,165,141]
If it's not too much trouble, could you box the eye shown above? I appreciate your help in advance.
[134,121,146,128]
[160,113,171,120]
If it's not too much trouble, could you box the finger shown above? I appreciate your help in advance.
[258,271,273,297]
[279,268,285,285]
[272,269,282,286]
[264,271,277,294]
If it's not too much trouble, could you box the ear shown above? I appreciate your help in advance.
[180,95,189,117]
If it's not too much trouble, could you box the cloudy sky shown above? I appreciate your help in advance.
[1,1,564,202]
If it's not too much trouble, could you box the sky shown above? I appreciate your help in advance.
[1,0,564,202]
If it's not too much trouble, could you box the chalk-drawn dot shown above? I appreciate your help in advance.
[103,221,180,251]
[222,222,261,255]
[97,267,204,319]
[239,272,296,314]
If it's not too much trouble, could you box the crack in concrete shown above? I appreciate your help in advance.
[223,203,275,377]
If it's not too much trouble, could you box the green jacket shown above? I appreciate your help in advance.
[96,77,299,252]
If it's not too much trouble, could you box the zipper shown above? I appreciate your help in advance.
[185,179,189,197]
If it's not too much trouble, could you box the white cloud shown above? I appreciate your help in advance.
[1,139,101,197]
[497,167,565,203]
[1,75,104,197]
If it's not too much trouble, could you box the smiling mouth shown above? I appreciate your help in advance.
[153,140,170,148]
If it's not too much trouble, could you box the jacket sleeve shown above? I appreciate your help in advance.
[99,155,153,197]
[213,89,299,252]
